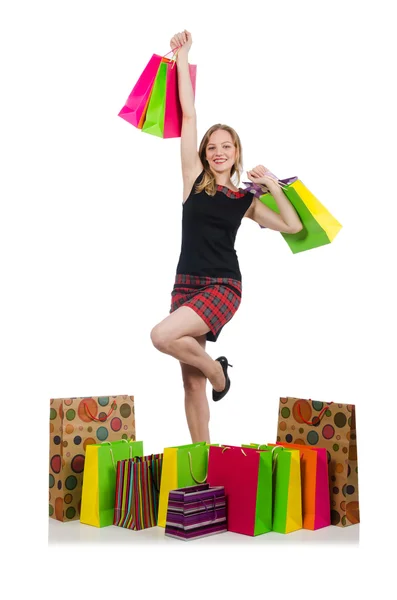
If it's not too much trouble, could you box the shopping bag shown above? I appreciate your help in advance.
[244,444,302,534]
[277,397,360,526]
[49,394,136,522]
[158,442,210,527]
[118,54,163,128]
[142,58,197,138]
[253,179,342,253]
[80,440,144,527]
[163,60,197,138]
[165,484,227,541]
[114,453,163,530]
[207,445,272,536]
[274,442,330,530]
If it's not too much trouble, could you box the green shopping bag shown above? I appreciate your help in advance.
[260,180,342,253]
[245,444,302,534]
[80,439,144,527]
[158,442,213,528]
[141,60,168,138]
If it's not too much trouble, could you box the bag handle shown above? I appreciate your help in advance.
[101,439,135,471]
[296,400,333,426]
[188,450,208,484]
[149,465,160,494]
[221,446,247,456]
[271,445,282,475]
[149,457,161,494]
[253,444,268,450]
[162,48,180,69]
[83,400,117,422]
[134,453,162,465]
[120,439,136,459]
[250,444,286,474]
[163,48,179,59]
[134,454,161,493]
[101,441,116,470]
[199,494,217,523]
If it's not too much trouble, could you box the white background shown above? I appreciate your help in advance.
[1,0,395,597]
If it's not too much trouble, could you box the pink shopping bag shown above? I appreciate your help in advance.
[207,445,272,536]
[118,54,164,128]
[163,62,197,138]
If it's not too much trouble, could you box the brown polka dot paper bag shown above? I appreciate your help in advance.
[49,395,136,522]
[276,398,359,527]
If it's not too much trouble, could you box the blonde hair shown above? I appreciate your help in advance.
[195,124,243,196]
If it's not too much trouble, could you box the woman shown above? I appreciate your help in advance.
[150,30,303,443]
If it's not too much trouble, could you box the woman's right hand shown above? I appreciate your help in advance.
[170,30,192,56]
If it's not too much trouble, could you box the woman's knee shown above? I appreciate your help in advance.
[150,324,171,353]
[182,372,207,394]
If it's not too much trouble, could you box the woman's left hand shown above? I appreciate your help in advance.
[247,165,280,188]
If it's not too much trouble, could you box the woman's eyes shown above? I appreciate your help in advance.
[208,146,232,150]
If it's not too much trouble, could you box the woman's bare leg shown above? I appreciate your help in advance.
[150,306,225,392]
[180,335,210,443]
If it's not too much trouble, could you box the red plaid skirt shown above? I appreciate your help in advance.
[170,274,242,342]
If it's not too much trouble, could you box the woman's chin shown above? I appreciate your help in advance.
[211,163,230,173]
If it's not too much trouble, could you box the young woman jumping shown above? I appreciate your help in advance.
[150,30,303,443]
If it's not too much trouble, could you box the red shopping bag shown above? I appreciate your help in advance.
[163,61,197,138]
[207,445,272,536]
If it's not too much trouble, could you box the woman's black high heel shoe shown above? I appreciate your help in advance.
[212,356,233,402]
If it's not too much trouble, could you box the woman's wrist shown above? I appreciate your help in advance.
[176,48,189,63]
[261,179,279,192]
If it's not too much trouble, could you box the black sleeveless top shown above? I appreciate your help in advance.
[176,172,254,281]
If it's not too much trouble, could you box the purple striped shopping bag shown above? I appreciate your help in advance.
[165,484,227,541]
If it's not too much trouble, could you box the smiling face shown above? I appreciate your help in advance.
[205,129,237,175]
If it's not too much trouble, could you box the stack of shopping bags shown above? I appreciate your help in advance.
[159,442,309,538]
[158,442,210,527]
[205,444,304,536]
[80,443,165,531]
[49,395,137,522]
[80,440,144,527]
[118,52,197,138]
[276,397,360,527]
[49,397,359,538]
[246,443,331,532]
[206,445,274,536]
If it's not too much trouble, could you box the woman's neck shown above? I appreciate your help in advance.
[212,171,238,191]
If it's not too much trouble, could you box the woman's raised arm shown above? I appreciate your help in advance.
[170,30,202,195]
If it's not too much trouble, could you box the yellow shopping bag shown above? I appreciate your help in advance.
[158,443,210,528]
[80,440,143,527]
